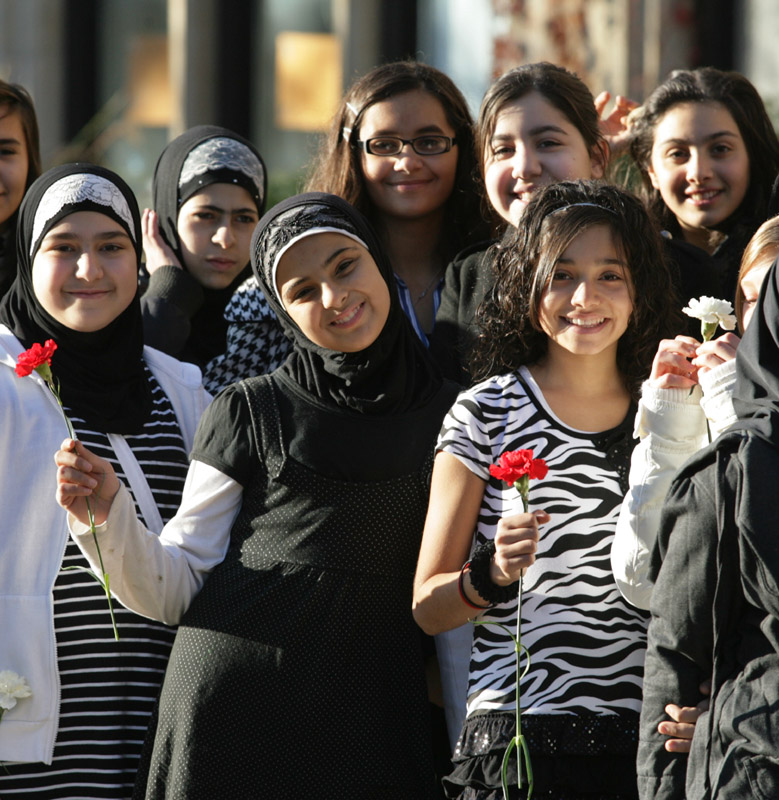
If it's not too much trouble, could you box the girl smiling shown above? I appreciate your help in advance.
[0,164,209,798]
[629,67,779,304]
[56,192,458,798]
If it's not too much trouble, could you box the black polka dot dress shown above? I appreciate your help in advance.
[134,375,452,799]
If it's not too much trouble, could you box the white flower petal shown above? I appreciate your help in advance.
[682,296,736,326]
[0,670,32,712]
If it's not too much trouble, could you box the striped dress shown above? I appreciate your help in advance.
[0,368,189,800]
[440,367,647,800]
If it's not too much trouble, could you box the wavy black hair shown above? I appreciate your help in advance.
[470,180,680,398]
[629,67,779,235]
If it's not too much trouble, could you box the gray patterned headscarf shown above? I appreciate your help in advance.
[251,192,442,414]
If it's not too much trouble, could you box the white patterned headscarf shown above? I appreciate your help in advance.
[31,172,136,257]
[179,137,265,205]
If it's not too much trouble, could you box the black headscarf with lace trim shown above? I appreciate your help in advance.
[251,192,441,414]
[0,163,152,433]
[731,255,779,440]
[152,125,267,365]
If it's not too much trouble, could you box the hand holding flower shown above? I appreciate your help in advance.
[691,331,740,376]
[649,336,701,389]
[15,340,119,639]
[491,510,548,585]
[55,438,120,526]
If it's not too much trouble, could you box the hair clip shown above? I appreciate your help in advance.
[549,202,617,216]
[341,126,352,143]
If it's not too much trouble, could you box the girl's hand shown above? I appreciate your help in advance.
[692,332,740,375]
[490,509,550,585]
[55,438,121,526]
[142,208,181,274]
[595,91,639,156]
[649,336,701,389]
[659,680,711,753]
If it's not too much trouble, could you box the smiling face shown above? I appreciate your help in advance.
[276,231,391,352]
[538,224,633,363]
[357,89,458,223]
[648,101,750,251]
[483,91,605,227]
[32,211,138,332]
[0,106,29,230]
[176,183,259,289]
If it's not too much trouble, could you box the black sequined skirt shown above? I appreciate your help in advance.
[443,710,640,800]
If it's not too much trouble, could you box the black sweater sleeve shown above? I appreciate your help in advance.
[141,266,204,357]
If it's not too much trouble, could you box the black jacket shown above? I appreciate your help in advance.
[638,428,779,800]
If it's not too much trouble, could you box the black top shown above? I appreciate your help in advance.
[134,374,458,799]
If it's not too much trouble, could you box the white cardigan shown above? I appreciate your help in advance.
[611,359,737,610]
[0,325,211,764]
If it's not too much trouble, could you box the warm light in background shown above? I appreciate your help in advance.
[127,35,172,127]
[275,31,342,131]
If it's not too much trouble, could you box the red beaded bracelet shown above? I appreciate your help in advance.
[458,560,492,610]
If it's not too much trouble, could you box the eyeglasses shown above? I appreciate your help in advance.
[354,135,457,157]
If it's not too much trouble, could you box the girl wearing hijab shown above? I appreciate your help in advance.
[141,125,266,368]
[55,192,458,799]
[636,257,779,798]
[0,164,210,798]
[0,79,41,299]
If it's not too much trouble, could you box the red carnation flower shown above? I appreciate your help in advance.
[14,339,57,378]
[489,448,548,485]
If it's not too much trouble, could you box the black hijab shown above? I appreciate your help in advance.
[730,256,779,442]
[0,163,152,433]
[251,192,441,415]
[152,125,267,364]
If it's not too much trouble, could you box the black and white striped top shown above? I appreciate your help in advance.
[438,367,647,718]
[0,368,189,800]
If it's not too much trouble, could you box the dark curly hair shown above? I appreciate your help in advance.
[305,60,486,261]
[476,62,608,229]
[629,67,779,235]
[470,181,679,398]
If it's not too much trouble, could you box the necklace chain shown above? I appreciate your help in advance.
[413,269,443,305]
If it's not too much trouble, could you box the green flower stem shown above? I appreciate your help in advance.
[473,483,534,799]
[701,321,719,342]
[41,370,119,641]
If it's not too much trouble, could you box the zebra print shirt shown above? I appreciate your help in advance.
[0,368,189,800]
[438,367,647,718]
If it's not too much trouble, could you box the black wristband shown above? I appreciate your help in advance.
[468,541,520,605]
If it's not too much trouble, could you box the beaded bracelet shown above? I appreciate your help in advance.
[458,561,492,610]
[468,541,520,605]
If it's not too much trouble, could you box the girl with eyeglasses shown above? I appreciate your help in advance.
[306,61,486,343]
[205,61,486,395]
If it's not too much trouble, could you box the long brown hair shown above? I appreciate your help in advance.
[305,60,485,261]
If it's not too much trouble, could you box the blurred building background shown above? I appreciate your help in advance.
[0,0,777,208]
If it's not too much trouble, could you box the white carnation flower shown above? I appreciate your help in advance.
[0,670,32,712]
[682,296,737,330]
[682,296,737,341]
